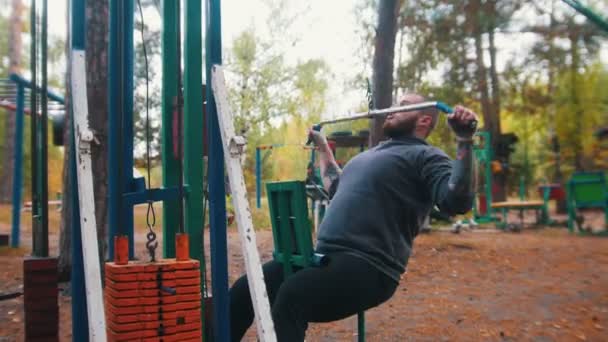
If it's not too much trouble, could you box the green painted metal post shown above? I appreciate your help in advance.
[277,191,295,277]
[483,132,493,219]
[184,0,205,331]
[30,0,40,256]
[562,0,608,33]
[358,312,365,342]
[256,147,262,208]
[40,0,49,258]
[161,0,179,258]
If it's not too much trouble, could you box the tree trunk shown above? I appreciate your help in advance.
[472,6,493,137]
[471,0,506,201]
[58,0,73,280]
[485,3,507,201]
[569,28,584,171]
[58,0,109,278]
[370,0,400,146]
[393,24,405,100]
[546,0,563,184]
[57,67,72,279]
[0,0,24,203]
[488,17,500,133]
[85,0,109,263]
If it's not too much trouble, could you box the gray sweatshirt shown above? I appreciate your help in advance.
[316,135,473,282]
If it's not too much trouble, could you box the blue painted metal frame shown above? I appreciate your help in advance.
[205,0,230,340]
[108,0,121,259]
[10,85,24,248]
[9,74,64,103]
[122,186,186,207]
[70,125,88,342]
[70,0,88,339]
[108,0,135,259]
[7,74,65,249]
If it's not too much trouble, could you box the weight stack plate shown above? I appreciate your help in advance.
[104,259,202,342]
[23,257,59,342]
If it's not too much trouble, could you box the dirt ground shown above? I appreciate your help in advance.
[1,211,608,341]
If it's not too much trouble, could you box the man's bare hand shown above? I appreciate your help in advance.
[308,128,330,152]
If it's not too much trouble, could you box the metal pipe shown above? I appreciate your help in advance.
[184,0,205,329]
[40,0,49,257]
[108,0,135,258]
[206,0,231,340]
[10,85,25,248]
[9,73,64,103]
[108,0,120,259]
[30,0,40,257]
[317,101,453,127]
[123,0,135,258]
[70,0,88,339]
[256,147,261,208]
[562,0,608,33]
[175,0,184,236]
[161,0,179,258]
[358,311,366,342]
[307,101,476,145]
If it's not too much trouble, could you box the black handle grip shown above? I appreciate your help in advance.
[447,117,478,135]
[306,124,322,145]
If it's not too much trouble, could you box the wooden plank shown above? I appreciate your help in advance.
[211,65,277,342]
[491,201,544,209]
[70,50,107,342]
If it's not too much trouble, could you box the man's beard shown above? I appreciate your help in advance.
[382,117,417,138]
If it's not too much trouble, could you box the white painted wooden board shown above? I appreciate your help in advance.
[70,50,108,342]
[211,65,277,342]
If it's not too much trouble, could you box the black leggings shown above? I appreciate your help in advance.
[229,252,398,341]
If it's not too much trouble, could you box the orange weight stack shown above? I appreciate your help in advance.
[105,235,202,342]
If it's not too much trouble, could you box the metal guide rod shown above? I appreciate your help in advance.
[317,101,453,127]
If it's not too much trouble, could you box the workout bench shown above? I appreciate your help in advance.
[491,200,547,230]
[566,172,608,235]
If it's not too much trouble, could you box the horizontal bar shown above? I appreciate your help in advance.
[318,101,453,127]
[562,0,608,33]
[0,101,65,116]
[9,73,64,103]
[122,186,189,207]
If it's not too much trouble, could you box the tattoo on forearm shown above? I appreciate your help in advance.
[448,141,473,194]
[323,163,340,185]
